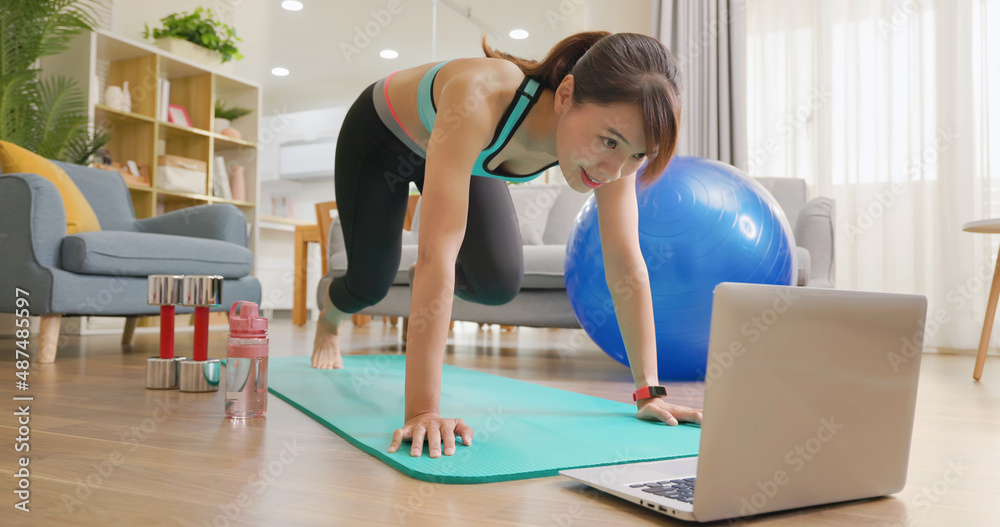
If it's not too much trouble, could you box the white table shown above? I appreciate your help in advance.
[962,218,1000,379]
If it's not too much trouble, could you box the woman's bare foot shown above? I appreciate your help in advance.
[312,291,349,369]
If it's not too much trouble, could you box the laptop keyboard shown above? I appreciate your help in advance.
[629,477,696,504]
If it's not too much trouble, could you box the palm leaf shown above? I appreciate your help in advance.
[32,76,89,160]
[2,2,50,72]
[66,127,110,165]
[0,0,106,164]
[45,113,89,161]
[37,5,99,58]
[0,70,37,143]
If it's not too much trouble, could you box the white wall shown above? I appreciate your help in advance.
[259,107,348,179]
[585,0,659,35]
[254,106,347,314]
[258,106,348,222]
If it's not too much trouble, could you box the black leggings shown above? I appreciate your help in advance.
[328,83,524,313]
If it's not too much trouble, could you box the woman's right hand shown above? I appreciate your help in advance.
[388,412,474,458]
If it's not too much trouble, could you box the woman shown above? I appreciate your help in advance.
[312,31,704,458]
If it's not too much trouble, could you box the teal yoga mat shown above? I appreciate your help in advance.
[267,355,700,483]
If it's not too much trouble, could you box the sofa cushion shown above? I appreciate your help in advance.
[394,245,419,285]
[329,244,566,289]
[0,141,102,234]
[329,251,348,278]
[795,197,835,288]
[327,220,418,284]
[408,198,422,243]
[796,246,811,286]
[329,245,415,286]
[61,231,253,278]
[522,245,567,288]
[509,185,560,245]
[409,184,586,246]
[56,161,138,232]
[543,185,592,244]
[754,177,807,227]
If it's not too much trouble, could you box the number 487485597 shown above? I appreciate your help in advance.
[14,288,30,376]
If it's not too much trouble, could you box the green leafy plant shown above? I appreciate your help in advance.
[214,100,252,121]
[143,8,243,63]
[0,0,110,165]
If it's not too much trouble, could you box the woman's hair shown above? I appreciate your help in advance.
[482,31,682,185]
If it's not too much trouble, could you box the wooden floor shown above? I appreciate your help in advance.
[2,318,999,527]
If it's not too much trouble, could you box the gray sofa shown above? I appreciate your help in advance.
[317,179,835,329]
[755,177,837,288]
[0,161,261,362]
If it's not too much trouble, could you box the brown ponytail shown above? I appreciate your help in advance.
[481,31,611,92]
[483,31,683,185]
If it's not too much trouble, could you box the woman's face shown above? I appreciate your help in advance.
[554,76,651,193]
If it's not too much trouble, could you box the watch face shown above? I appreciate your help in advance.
[634,386,668,401]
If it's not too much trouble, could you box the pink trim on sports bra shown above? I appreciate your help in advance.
[383,72,420,145]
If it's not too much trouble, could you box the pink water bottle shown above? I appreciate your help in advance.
[226,301,269,418]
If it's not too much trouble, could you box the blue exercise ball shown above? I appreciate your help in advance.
[565,156,796,381]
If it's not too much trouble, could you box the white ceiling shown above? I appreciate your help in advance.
[112,0,657,112]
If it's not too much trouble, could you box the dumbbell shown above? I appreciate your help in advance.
[146,275,186,389]
[178,275,223,392]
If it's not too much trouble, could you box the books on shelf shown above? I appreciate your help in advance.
[158,78,171,121]
[213,155,233,200]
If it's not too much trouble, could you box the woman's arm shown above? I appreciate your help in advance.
[594,174,658,387]
[389,70,506,457]
[594,175,702,425]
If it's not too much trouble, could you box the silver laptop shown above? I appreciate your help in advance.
[560,282,927,522]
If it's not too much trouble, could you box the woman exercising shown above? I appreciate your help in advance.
[313,31,703,458]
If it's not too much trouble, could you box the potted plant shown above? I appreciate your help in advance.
[142,8,243,67]
[214,100,253,136]
[0,0,110,164]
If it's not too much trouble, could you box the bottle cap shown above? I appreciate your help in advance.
[229,301,268,337]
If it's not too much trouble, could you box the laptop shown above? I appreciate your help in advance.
[560,282,927,522]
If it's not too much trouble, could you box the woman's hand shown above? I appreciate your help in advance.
[636,397,703,426]
[388,412,474,458]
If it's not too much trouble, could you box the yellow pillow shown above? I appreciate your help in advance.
[0,140,101,234]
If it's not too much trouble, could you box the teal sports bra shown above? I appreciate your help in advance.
[416,60,559,182]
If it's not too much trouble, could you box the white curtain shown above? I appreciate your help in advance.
[746,0,1000,352]
[659,0,748,170]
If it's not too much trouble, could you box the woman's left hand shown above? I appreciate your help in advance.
[636,397,703,426]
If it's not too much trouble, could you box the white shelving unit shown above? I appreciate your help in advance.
[42,29,262,260]
[40,29,264,334]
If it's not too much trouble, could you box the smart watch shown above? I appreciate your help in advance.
[633,385,668,402]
